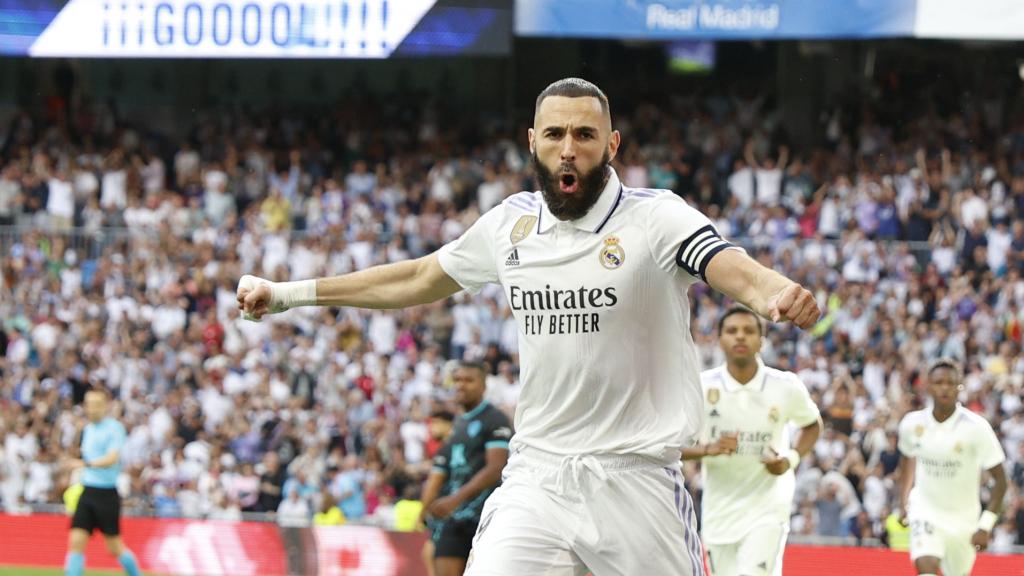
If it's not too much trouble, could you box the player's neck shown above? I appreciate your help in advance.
[726,361,758,385]
[931,404,957,422]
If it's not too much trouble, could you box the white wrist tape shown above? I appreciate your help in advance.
[783,448,801,470]
[273,279,318,310]
[978,510,998,532]
[239,275,316,321]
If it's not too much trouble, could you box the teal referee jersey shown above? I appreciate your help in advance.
[81,417,126,488]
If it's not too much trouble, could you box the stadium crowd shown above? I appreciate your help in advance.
[1,83,1024,551]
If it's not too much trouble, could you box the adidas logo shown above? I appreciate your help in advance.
[505,248,520,267]
[710,409,720,417]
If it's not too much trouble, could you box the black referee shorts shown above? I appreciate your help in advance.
[70,486,121,536]
[432,517,478,560]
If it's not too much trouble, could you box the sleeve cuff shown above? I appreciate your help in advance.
[982,456,1006,471]
[792,415,821,428]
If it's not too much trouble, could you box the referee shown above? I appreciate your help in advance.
[65,388,142,576]
[421,362,512,576]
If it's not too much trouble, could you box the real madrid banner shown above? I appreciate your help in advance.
[515,0,1024,40]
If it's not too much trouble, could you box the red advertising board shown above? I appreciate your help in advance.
[783,544,1024,575]
[0,513,288,574]
[0,514,1021,575]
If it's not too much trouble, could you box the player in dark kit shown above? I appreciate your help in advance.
[421,362,512,576]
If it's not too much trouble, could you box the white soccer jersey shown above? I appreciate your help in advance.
[439,168,737,461]
[698,360,821,544]
[898,405,1006,526]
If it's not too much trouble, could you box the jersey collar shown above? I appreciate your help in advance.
[537,167,624,235]
[928,403,964,426]
[462,399,490,420]
[721,357,767,392]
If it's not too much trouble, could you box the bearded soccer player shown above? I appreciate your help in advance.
[238,78,819,575]
[897,359,1008,576]
[682,307,821,576]
[65,388,142,576]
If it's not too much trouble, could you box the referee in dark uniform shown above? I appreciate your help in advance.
[421,362,512,576]
[64,388,142,576]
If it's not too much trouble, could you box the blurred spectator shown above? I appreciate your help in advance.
[393,485,424,533]
[331,456,366,522]
[257,452,286,513]
[313,491,345,526]
[368,486,396,529]
[884,510,910,551]
[276,489,311,528]
[816,484,843,537]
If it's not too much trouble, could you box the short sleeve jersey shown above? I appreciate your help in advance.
[438,168,739,460]
[81,417,126,488]
[432,401,513,522]
[698,361,820,543]
[898,405,1005,526]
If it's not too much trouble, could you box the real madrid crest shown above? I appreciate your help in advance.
[707,388,720,405]
[914,425,925,437]
[953,442,962,454]
[600,235,625,269]
[768,406,780,423]
[510,215,538,244]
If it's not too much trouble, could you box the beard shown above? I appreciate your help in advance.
[532,150,611,221]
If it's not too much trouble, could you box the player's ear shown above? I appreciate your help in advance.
[607,130,621,162]
[528,128,536,155]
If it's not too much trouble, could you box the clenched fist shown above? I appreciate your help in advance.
[236,275,275,321]
[236,275,318,321]
[767,284,820,329]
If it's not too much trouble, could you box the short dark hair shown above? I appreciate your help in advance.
[535,78,610,118]
[85,386,111,399]
[456,361,489,378]
[717,306,763,336]
[430,409,455,423]
[927,358,962,381]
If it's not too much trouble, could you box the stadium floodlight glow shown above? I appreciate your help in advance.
[28,0,437,58]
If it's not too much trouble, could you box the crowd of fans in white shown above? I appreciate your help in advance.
[1,87,1024,550]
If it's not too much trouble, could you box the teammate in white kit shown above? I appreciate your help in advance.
[897,359,1008,576]
[237,78,820,575]
[683,307,822,576]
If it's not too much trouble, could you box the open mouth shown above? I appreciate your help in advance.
[559,172,579,194]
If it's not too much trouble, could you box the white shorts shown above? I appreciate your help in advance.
[909,517,976,576]
[465,446,705,576]
[705,522,788,576]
